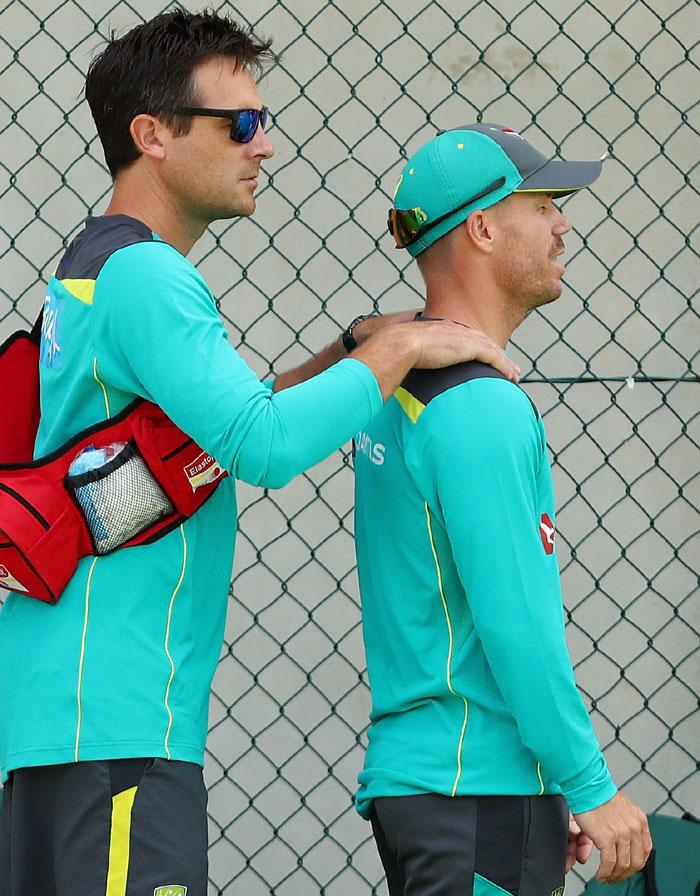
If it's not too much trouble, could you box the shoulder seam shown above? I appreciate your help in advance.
[408,371,541,423]
[93,239,194,286]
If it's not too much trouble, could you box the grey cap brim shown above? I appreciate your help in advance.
[515,158,603,195]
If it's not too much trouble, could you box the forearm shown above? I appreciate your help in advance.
[273,337,346,392]
[465,560,616,807]
[235,358,383,487]
[273,312,418,393]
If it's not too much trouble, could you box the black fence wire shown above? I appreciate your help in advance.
[1,1,698,893]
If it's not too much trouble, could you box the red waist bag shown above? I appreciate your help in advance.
[0,318,227,604]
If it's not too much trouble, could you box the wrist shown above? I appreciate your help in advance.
[397,323,422,366]
[351,315,379,346]
[342,314,372,353]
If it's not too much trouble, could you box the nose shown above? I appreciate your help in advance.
[553,210,571,236]
[249,122,274,160]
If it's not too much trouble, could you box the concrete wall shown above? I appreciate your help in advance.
[1,1,698,893]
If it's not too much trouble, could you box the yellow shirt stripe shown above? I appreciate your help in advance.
[74,556,98,762]
[163,525,188,758]
[394,386,426,423]
[61,278,96,305]
[425,503,469,796]
[93,357,111,418]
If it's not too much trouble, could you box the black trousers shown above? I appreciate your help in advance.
[0,758,208,896]
[371,793,568,896]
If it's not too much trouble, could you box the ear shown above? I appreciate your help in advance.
[463,208,496,254]
[129,114,167,162]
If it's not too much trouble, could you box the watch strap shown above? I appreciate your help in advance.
[342,314,370,353]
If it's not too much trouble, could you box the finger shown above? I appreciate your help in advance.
[631,832,646,875]
[596,841,617,882]
[612,859,641,885]
[641,817,653,864]
[420,323,521,381]
[576,835,594,864]
[463,329,505,354]
[607,836,631,884]
[627,817,648,876]
[446,334,514,377]
[480,345,521,382]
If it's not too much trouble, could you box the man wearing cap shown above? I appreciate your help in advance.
[351,123,652,895]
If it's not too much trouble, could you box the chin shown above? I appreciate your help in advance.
[529,284,562,309]
[234,194,257,217]
[210,200,256,221]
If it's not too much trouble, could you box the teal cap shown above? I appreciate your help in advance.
[392,123,603,257]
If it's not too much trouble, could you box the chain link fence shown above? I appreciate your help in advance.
[1,0,698,893]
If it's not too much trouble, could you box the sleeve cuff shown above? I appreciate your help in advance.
[560,751,618,813]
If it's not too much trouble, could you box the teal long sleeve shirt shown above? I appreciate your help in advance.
[353,362,616,818]
[0,215,382,780]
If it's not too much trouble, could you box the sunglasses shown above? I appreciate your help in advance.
[170,106,269,143]
[387,175,506,248]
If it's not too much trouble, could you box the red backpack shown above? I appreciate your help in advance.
[0,315,227,604]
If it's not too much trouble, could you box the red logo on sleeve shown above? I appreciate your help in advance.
[539,513,555,555]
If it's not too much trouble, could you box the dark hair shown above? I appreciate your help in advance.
[85,6,274,177]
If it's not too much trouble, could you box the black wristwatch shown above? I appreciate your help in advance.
[342,314,370,353]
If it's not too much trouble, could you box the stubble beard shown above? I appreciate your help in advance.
[501,251,563,315]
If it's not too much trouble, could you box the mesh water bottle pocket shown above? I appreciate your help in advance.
[66,441,174,555]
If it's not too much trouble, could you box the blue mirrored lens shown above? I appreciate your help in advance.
[232,109,267,143]
[233,110,256,142]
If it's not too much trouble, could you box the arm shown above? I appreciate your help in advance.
[93,245,517,485]
[421,380,615,806]
[421,380,650,881]
[273,312,520,395]
[272,311,417,392]
[91,243,383,489]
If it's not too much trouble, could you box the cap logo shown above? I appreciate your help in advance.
[413,207,428,225]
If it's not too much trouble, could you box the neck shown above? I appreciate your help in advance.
[104,167,206,256]
[423,275,524,350]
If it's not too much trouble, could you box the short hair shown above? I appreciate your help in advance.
[85,6,274,178]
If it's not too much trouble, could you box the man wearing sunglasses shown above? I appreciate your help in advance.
[0,8,522,896]
[353,124,652,895]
